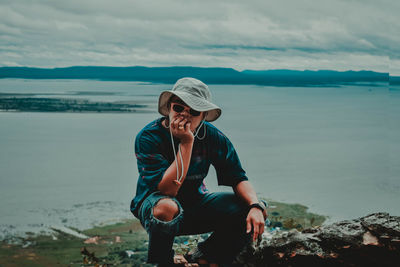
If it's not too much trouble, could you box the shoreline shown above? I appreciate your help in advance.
[0,96,154,113]
[0,199,326,266]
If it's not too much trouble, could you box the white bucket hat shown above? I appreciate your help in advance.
[158,77,222,122]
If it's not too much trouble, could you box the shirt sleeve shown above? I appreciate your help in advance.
[135,131,170,193]
[210,130,248,187]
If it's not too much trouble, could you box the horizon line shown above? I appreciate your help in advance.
[0,65,395,75]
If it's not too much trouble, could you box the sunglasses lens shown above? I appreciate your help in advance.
[172,103,201,116]
[190,110,201,116]
[172,104,184,112]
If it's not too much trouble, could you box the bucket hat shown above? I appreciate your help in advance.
[158,77,221,122]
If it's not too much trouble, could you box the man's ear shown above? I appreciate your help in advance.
[203,111,208,120]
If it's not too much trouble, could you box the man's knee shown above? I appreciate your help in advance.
[153,198,180,222]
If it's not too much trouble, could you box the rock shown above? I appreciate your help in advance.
[50,226,89,239]
[84,236,100,244]
[236,213,400,266]
[124,250,135,258]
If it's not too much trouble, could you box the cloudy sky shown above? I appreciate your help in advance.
[0,0,399,74]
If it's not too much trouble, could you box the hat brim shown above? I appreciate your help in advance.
[158,91,221,122]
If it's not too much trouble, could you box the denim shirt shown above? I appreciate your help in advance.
[130,117,248,217]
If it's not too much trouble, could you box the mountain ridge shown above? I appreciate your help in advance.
[1,66,397,86]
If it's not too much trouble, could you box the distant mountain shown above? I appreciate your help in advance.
[389,76,400,85]
[0,66,394,86]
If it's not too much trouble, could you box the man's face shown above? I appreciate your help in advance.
[168,97,205,132]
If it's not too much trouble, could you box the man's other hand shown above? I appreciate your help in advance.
[246,207,267,242]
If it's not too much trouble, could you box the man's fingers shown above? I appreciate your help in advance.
[172,117,183,129]
[253,228,258,242]
[250,219,258,241]
[175,116,184,124]
[185,122,191,131]
[258,221,265,238]
[171,117,184,132]
[178,119,187,129]
[246,219,251,234]
[253,221,264,241]
[171,117,177,129]
[259,221,265,234]
[247,210,267,242]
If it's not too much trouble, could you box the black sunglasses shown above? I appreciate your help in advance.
[171,103,201,117]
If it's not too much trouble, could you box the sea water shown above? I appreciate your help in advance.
[0,79,398,239]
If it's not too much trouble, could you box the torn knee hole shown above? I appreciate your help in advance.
[152,198,180,222]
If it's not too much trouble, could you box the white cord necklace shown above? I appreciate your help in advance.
[169,125,184,185]
[193,120,206,140]
[166,118,207,185]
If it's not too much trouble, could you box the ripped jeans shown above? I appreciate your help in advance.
[138,191,254,264]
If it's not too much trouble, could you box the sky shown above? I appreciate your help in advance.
[0,0,399,74]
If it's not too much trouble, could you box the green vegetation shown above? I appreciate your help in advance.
[0,219,151,267]
[0,201,326,266]
[0,97,149,113]
[263,199,326,231]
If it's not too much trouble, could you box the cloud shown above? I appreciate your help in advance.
[0,0,398,74]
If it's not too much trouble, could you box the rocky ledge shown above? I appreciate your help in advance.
[236,213,399,267]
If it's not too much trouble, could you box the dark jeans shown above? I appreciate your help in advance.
[138,191,252,264]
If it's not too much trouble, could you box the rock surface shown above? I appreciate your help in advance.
[236,213,400,266]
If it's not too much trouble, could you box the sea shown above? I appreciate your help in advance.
[0,78,399,240]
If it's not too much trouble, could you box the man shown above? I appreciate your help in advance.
[130,77,267,266]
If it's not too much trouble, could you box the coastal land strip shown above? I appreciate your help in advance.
[0,94,153,113]
[0,200,326,266]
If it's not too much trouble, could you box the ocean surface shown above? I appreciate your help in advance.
[0,79,399,239]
